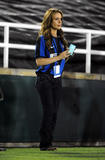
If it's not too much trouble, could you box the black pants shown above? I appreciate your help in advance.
[36,74,62,148]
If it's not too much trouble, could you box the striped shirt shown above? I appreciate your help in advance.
[35,35,66,77]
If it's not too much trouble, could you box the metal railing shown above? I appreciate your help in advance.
[0,22,105,73]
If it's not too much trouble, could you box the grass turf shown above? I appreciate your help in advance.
[0,147,105,160]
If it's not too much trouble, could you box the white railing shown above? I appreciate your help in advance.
[0,22,105,73]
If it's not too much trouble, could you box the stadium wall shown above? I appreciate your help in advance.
[0,68,105,147]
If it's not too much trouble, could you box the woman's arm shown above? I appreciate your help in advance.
[36,49,70,66]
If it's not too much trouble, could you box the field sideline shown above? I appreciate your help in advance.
[0,147,105,160]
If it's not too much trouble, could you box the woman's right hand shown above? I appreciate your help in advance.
[59,49,70,60]
[36,49,70,66]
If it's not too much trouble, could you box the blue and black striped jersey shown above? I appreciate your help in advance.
[35,35,66,76]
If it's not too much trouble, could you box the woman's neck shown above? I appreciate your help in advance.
[51,28,57,37]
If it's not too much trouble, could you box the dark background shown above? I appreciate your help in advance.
[0,0,105,74]
[0,75,105,143]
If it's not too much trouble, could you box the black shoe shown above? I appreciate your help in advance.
[0,148,6,151]
[40,146,57,151]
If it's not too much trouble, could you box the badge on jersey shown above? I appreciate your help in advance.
[53,65,61,78]
[50,53,57,58]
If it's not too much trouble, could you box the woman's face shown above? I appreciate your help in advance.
[51,12,62,30]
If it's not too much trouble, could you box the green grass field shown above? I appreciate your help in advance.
[0,147,105,160]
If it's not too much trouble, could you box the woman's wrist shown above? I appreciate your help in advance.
[56,54,62,61]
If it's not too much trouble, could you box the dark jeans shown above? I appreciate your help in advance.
[36,74,62,148]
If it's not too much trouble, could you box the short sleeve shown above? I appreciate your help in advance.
[35,36,46,59]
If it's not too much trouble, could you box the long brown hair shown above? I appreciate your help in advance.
[37,8,68,52]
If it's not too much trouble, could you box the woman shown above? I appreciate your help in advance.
[35,8,70,151]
